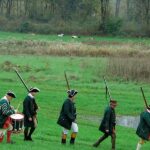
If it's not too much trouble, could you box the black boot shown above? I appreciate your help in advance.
[93,140,100,147]
[61,139,66,144]
[28,127,35,141]
[93,134,109,147]
[61,133,67,144]
[70,138,75,144]
[24,127,29,141]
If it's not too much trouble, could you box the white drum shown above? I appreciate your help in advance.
[10,113,24,133]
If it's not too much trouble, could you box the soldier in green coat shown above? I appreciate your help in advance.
[57,89,78,144]
[136,107,150,150]
[0,91,16,144]
[93,100,117,150]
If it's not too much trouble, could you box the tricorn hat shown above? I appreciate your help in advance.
[67,89,78,97]
[7,91,16,98]
[29,87,40,93]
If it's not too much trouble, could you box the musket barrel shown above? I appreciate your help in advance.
[140,87,148,108]
[64,71,70,90]
[103,76,112,100]
[14,68,29,92]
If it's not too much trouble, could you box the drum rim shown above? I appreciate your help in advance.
[10,113,24,120]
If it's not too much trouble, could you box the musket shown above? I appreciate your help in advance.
[64,71,70,90]
[14,68,30,111]
[16,102,21,111]
[140,87,148,108]
[103,76,112,103]
[14,68,39,114]
[14,68,29,92]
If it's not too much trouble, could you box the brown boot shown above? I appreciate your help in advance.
[111,133,116,150]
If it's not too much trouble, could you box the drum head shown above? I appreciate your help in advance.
[10,114,24,120]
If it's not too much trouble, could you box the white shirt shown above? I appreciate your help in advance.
[3,96,9,104]
[147,109,150,113]
[28,93,34,98]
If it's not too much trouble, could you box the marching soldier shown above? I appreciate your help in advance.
[57,89,78,144]
[93,100,117,150]
[23,87,40,141]
[136,106,150,150]
[0,91,16,144]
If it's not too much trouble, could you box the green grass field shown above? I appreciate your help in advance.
[0,31,150,149]
[0,31,150,44]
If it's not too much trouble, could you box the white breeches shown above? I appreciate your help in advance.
[63,122,78,135]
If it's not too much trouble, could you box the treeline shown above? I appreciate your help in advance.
[0,0,150,36]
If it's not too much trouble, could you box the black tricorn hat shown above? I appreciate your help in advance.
[29,87,40,93]
[67,89,78,97]
[7,91,16,98]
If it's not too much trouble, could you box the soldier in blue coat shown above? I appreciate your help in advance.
[93,100,117,150]
[23,87,40,141]
[136,107,150,150]
[0,91,16,144]
[57,89,78,144]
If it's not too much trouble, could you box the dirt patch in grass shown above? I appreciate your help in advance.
[1,61,17,72]
[0,61,31,72]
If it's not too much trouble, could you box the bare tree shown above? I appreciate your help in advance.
[99,0,110,32]
[143,0,150,26]
[6,0,13,16]
[24,0,29,16]
[115,0,121,17]
[0,0,4,14]
[126,0,131,20]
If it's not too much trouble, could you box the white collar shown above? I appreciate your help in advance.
[147,109,150,113]
[3,96,9,104]
[28,93,34,98]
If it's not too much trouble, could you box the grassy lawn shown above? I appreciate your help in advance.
[0,31,150,58]
[0,32,150,149]
[0,55,149,116]
[0,31,150,45]
[1,124,147,150]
